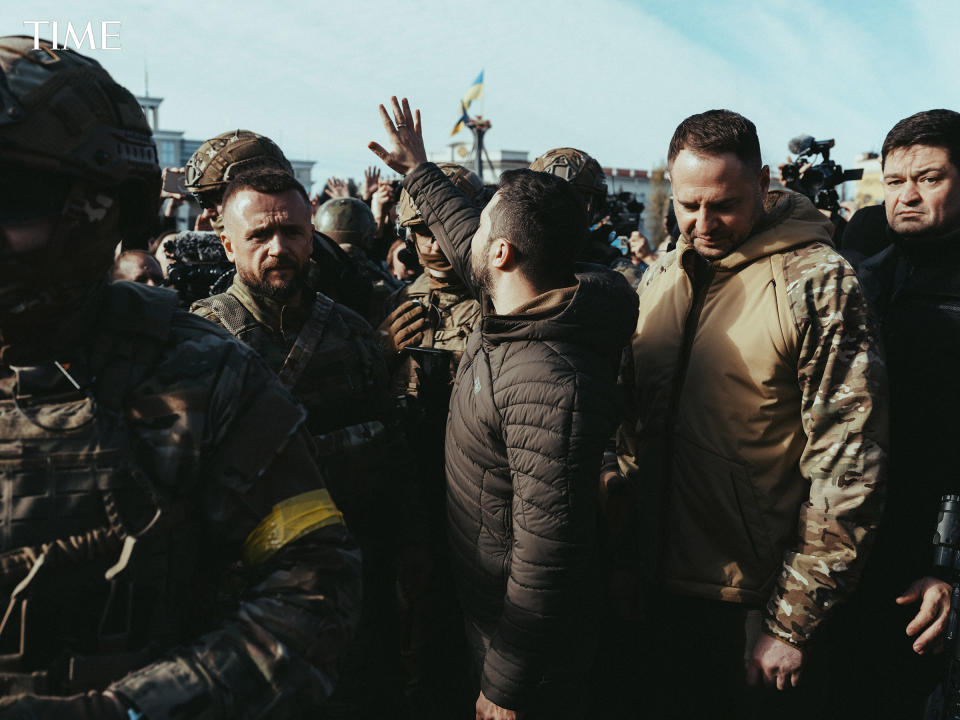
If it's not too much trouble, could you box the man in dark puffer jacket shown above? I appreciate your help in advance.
[370,97,638,719]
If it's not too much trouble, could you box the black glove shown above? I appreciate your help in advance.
[0,692,129,719]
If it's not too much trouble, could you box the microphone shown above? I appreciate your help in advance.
[788,134,815,156]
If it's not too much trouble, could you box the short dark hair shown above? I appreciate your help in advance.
[488,169,586,287]
[882,109,960,170]
[221,170,310,212]
[668,109,762,171]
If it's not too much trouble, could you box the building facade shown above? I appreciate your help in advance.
[138,95,316,221]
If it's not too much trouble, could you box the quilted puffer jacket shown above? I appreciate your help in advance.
[403,162,639,710]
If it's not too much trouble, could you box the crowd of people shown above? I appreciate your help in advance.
[0,34,958,720]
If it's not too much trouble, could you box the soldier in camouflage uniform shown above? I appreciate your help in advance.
[377,163,485,718]
[191,171,417,719]
[314,198,402,325]
[380,163,484,392]
[183,130,372,315]
[529,147,641,288]
[0,36,360,718]
[616,110,886,718]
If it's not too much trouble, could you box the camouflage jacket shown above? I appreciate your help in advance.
[617,191,887,646]
[0,281,361,718]
[381,272,481,398]
[191,275,415,540]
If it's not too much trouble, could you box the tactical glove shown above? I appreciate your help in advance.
[377,300,430,354]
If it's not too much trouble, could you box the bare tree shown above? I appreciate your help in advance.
[648,162,670,249]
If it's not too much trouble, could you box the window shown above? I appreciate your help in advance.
[159,140,177,168]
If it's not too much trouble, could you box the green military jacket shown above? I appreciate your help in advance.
[0,280,360,718]
[192,276,411,537]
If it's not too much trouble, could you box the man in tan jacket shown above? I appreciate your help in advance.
[617,110,886,717]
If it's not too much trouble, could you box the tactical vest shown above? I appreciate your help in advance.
[192,289,394,536]
[0,287,192,696]
[384,276,480,400]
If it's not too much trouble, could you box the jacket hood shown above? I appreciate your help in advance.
[480,265,639,353]
[676,190,834,271]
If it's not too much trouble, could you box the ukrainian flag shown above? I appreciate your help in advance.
[450,71,484,136]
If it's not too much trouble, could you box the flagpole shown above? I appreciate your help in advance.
[467,116,491,182]
[451,71,487,179]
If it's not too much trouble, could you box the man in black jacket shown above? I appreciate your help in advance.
[369,97,638,720]
[836,109,960,718]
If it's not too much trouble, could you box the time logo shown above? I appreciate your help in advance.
[23,21,121,51]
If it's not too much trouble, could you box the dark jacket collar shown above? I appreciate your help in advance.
[479,265,638,355]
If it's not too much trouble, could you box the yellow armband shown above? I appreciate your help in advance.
[242,489,345,565]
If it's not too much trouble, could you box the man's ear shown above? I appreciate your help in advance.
[221,231,236,263]
[490,238,513,270]
[759,165,771,196]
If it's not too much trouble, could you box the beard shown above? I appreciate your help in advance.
[470,239,493,295]
[239,257,308,300]
[471,256,492,296]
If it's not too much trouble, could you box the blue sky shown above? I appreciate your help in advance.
[4,0,957,189]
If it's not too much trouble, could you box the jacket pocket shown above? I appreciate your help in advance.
[664,435,778,595]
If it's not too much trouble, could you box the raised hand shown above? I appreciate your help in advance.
[327,177,350,199]
[371,180,395,228]
[362,166,381,201]
[368,96,427,176]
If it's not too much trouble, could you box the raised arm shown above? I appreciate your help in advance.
[403,162,481,296]
[369,96,482,296]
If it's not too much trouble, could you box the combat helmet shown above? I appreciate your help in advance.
[0,36,160,235]
[0,36,160,359]
[397,162,486,228]
[184,130,293,205]
[529,147,607,216]
[315,198,377,252]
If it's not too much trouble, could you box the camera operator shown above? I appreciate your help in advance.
[778,135,862,242]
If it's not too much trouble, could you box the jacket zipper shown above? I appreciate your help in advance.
[657,257,714,578]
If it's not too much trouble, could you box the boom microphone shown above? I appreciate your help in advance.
[788,134,815,156]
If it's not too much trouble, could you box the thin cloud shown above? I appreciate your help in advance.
[3,0,953,187]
